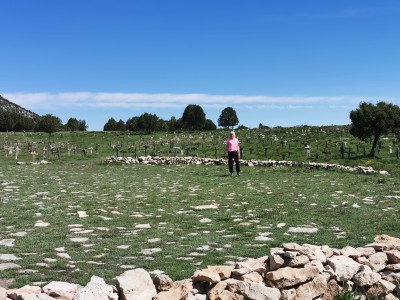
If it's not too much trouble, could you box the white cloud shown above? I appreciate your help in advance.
[3,92,367,111]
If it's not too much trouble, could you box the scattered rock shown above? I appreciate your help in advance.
[34,220,50,227]
[0,263,20,271]
[74,275,115,300]
[116,268,157,300]
[287,227,319,234]
[153,274,173,292]
[2,235,400,299]
[192,204,219,210]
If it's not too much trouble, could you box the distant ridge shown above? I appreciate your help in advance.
[0,94,40,119]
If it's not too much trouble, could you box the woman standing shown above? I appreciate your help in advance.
[226,131,241,176]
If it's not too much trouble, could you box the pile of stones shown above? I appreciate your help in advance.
[104,156,389,175]
[1,235,399,300]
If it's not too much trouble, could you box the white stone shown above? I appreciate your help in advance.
[0,262,21,271]
[287,227,319,234]
[42,281,81,295]
[192,204,219,210]
[57,253,71,259]
[35,220,50,227]
[353,265,381,286]
[135,224,151,229]
[77,211,88,218]
[326,255,361,281]
[70,237,89,243]
[244,282,281,300]
[0,254,20,261]
[255,236,273,241]
[117,245,131,250]
[199,218,212,223]
[141,248,162,255]
[74,275,111,300]
[116,268,157,300]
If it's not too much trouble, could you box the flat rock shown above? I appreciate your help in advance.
[70,237,89,243]
[244,282,281,300]
[295,273,330,300]
[192,204,219,210]
[385,264,400,271]
[192,269,221,284]
[153,280,192,300]
[0,254,19,261]
[0,278,15,289]
[140,248,162,255]
[42,281,81,294]
[116,268,157,300]
[0,239,15,247]
[135,224,151,229]
[0,263,21,271]
[34,220,50,227]
[207,265,234,280]
[385,250,400,264]
[353,265,381,286]
[265,266,319,288]
[74,275,111,300]
[287,227,318,234]
[340,246,361,257]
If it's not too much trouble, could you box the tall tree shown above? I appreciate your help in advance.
[136,113,159,133]
[126,117,139,131]
[36,114,62,140]
[0,111,19,132]
[103,118,118,131]
[15,115,36,131]
[168,116,181,131]
[116,119,126,131]
[181,104,206,131]
[78,119,88,131]
[204,119,217,130]
[350,101,400,157]
[66,118,80,131]
[218,107,239,129]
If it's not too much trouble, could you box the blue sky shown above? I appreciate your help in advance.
[1,0,400,130]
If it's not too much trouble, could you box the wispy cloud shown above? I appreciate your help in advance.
[3,92,367,111]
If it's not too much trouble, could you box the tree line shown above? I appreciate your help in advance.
[0,104,239,134]
[103,105,239,132]
[0,111,87,134]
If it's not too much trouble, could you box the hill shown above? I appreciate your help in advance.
[0,94,40,119]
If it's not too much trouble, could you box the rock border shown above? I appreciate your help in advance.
[104,156,390,175]
[1,235,399,300]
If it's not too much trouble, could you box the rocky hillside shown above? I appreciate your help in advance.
[0,95,39,119]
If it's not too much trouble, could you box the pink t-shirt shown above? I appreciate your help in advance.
[227,138,239,152]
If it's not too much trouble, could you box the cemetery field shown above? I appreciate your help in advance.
[0,155,399,287]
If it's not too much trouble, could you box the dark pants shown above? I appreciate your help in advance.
[228,151,240,173]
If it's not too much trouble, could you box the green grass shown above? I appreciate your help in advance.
[1,127,399,287]
[1,152,399,287]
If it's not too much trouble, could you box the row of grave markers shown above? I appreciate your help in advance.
[2,135,400,161]
[3,144,96,161]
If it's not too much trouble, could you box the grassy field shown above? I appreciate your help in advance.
[0,128,399,287]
